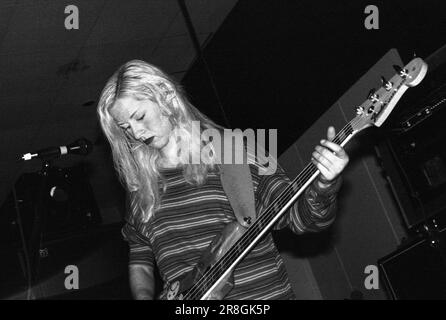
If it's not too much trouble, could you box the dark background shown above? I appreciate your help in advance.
[182,0,446,154]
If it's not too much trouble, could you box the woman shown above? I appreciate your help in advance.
[97,59,349,299]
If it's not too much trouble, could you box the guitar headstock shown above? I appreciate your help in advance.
[351,57,428,133]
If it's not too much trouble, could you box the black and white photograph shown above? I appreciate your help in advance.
[0,0,445,305]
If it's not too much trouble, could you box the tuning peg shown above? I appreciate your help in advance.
[393,64,408,78]
[393,65,403,73]
[381,76,393,91]
[356,106,364,115]
[368,88,379,102]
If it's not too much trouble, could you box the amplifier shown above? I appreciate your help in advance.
[0,223,129,300]
[378,225,446,299]
[0,164,102,245]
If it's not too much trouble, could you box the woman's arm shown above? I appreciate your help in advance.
[129,264,156,300]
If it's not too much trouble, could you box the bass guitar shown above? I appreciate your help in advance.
[159,57,428,300]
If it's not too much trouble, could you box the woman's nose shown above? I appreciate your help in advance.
[129,122,145,140]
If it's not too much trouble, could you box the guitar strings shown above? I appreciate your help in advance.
[183,119,355,299]
[183,119,357,299]
[187,67,415,298]
[183,121,354,299]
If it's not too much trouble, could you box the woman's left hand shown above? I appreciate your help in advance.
[311,126,349,183]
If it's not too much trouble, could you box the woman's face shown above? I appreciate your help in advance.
[110,96,173,150]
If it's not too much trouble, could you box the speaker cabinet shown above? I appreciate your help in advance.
[376,88,446,230]
[1,223,129,300]
[0,164,102,246]
[378,226,446,299]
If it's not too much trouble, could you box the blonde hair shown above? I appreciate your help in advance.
[97,60,222,223]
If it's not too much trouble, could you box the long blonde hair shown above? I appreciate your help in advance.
[97,60,222,223]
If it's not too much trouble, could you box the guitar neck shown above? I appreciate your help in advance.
[186,120,358,300]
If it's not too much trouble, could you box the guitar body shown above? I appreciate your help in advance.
[159,221,247,300]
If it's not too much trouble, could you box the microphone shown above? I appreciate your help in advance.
[21,137,93,161]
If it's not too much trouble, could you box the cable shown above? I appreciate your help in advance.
[12,184,33,300]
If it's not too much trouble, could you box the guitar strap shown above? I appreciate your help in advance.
[218,132,258,228]
[220,163,256,228]
[217,131,275,229]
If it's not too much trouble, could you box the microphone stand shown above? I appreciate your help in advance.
[12,137,92,299]
[26,159,52,299]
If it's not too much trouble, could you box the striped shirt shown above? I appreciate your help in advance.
[122,163,341,300]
